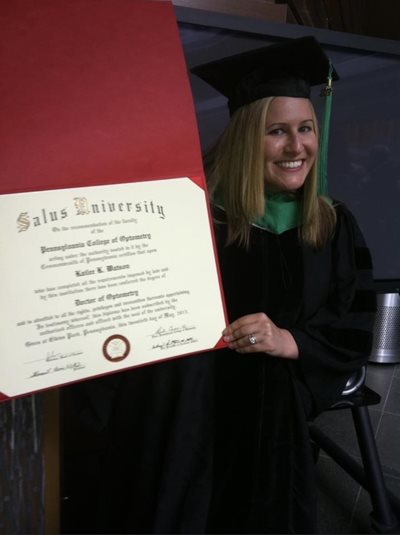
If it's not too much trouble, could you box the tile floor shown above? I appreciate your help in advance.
[314,362,400,534]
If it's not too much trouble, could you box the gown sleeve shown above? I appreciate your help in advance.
[289,203,377,413]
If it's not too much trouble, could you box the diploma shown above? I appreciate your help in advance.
[0,178,226,398]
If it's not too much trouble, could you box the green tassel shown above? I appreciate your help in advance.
[317,62,333,197]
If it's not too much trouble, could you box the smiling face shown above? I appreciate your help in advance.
[263,97,318,193]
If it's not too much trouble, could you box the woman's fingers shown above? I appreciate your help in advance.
[222,313,267,341]
[222,313,270,351]
[222,313,298,359]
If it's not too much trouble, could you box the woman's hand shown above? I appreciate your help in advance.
[222,312,299,359]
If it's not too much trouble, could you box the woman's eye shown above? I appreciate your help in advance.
[268,128,285,135]
[299,125,312,133]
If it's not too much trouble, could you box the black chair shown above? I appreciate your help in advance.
[309,367,400,533]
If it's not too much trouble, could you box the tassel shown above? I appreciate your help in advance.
[317,62,333,197]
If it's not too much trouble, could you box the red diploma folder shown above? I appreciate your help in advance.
[1,0,205,191]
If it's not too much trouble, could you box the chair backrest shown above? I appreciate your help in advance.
[342,366,367,396]
[330,365,379,410]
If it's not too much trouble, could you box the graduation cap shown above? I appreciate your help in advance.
[191,36,339,195]
[191,36,338,114]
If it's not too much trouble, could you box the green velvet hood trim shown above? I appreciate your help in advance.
[253,192,303,234]
[212,190,332,235]
[253,193,333,234]
[212,191,303,235]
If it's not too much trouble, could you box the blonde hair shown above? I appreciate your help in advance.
[205,96,336,248]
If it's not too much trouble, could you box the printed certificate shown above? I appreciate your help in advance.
[0,178,226,398]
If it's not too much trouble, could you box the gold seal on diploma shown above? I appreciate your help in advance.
[103,335,130,362]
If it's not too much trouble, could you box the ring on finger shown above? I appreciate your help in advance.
[248,334,257,345]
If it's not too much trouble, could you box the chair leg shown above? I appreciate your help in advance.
[352,405,398,533]
[309,405,400,533]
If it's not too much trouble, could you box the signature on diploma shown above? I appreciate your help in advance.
[150,324,196,338]
[46,350,84,362]
[152,336,198,351]
[29,361,85,378]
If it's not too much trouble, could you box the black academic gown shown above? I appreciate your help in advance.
[206,202,376,534]
[90,201,375,534]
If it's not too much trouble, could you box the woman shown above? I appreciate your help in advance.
[191,36,377,533]
[78,37,375,535]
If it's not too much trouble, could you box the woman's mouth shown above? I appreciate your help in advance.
[276,160,303,169]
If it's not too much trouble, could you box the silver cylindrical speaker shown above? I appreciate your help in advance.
[369,292,400,364]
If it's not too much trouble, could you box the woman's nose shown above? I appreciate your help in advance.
[285,133,302,153]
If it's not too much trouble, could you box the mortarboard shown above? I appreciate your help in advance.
[190,36,339,115]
